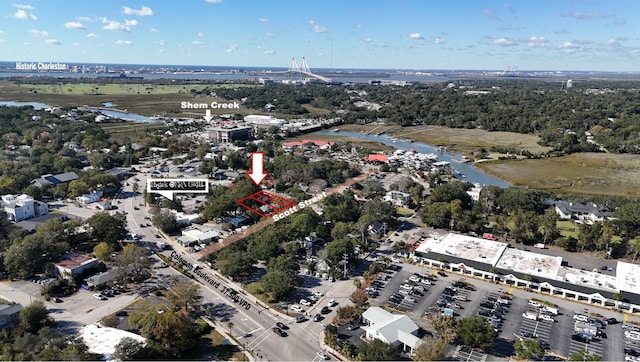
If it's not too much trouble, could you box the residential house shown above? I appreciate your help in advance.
[1,194,48,222]
[31,171,79,188]
[554,200,610,224]
[55,253,99,279]
[466,183,482,203]
[383,191,411,207]
[76,191,103,205]
[362,307,421,353]
[0,304,23,329]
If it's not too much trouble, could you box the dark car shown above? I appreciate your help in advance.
[604,317,618,325]
[295,315,307,323]
[520,331,537,339]
[276,322,288,330]
[571,333,591,343]
[313,313,322,322]
[115,310,128,317]
[437,271,447,277]
[478,309,492,317]
[442,288,456,296]
[272,327,286,337]
[321,307,331,314]
[480,301,494,309]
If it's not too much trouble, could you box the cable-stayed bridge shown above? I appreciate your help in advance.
[281,57,332,83]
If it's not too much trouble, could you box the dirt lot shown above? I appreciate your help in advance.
[476,152,640,196]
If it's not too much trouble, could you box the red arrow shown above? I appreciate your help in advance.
[247,152,268,186]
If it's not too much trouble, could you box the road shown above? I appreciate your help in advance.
[121,171,342,361]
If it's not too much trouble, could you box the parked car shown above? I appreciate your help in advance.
[328,299,337,307]
[312,290,323,297]
[405,297,417,303]
[313,313,322,322]
[398,289,410,295]
[571,333,591,343]
[321,306,331,314]
[400,284,413,290]
[604,317,618,325]
[528,300,542,308]
[346,323,359,331]
[452,295,467,302]
[539,314,555,323]
[291,305,304,313]
[480,301,494,309]
[300,299,312,306]
[295,315,307,323]
[573,314,590,322]
[92,293,106,300]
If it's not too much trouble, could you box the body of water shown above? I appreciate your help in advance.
[0,100,50,109]
[99,109,157,122]
[313,130,510,188]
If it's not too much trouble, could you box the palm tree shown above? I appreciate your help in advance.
[227,321,234,335]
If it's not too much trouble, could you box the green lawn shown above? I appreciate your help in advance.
[557,220,579,238]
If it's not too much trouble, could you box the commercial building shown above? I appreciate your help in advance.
[1,194,48,222]
[76,191,103,205]
[412,232,640,313]
[55,253,99,279]
[206,125,253,143]
[383,191,411,207]
[362,307,421,353]
[31,171,79,187]
[0,304,23,329]
[243,114,286,127]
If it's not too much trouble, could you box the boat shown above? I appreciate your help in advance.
[332,128,340,132]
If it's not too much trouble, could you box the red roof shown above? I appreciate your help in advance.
[366,154,388,163]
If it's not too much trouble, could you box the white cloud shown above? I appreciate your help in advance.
[223,43,238,52]
[493,37,517,46]
[71,42,80,46]
[30,29,48,37]
[150,27,159,33]
[481,8,500,21]
[65,21,86,30]
[362,37,372,43]
[115,39,133,45]
[265,32,274,38]
[46,39,61,45]
[87,33,98,38]
[308,20,328,33]
[12,9,37,20]
[204,0,223,3]
[156,39,166,46]
[122,6,153,16]
[103,21,131,32]
[434,37,445,44]
[78,16,97,22]
[262,50,274,55]
[258,18,269,23]
[409,33,423,40]
[558,41,578,49]
[192,41,203,45]
[527,36,547,48]
[0,39,6,44]
[13,4,35,10]
[197,32,205,37]
[124,19,138,27]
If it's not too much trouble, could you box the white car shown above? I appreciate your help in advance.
[497,298,510,305]
[420,278,432,285]
[291,305,304,313]
[409,275,421,283]
[400,284,413,290]
[328,298,337,307]
[405,297,417,303]
[92,293,106,300]
[316,351,329,360]
[300,299,312,306]
[626,331,640,341]
[573,314,590,322]
[539,314,555,323]
[312,290,323,297]
[398,289,410,295]
[528,301,542,308]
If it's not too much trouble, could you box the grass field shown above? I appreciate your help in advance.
[476,153,640,196]
[557,220,579,238]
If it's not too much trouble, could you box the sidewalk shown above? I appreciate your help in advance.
[202,317,254,362]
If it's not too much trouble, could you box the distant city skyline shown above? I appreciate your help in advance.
[0,1,638,72]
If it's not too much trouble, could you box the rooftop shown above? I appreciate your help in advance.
[557,266,618,292]
[55,253,97,270]
[616,261,640,293]
[495,248,563,280]
[81,324,145,357]
[416,233,508,267]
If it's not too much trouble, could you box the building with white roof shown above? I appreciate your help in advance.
[81,324,145,358]
[412,232,640,313]
[362,307,421,352]
[1,194,48,222]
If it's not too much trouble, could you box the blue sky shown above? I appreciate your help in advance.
[1,0,638,71]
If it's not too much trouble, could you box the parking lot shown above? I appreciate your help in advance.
[370,261,631,361]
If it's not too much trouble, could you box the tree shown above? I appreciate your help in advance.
[114,245,151,283]
[149,310,195,357]
[413,337,447,361]
[19,301,52,333]
[455,317,497,352]
[227,321,234,335]
[165,279,201,312]
[421,202,452,229]
[356,339,400,361]
[514,338,544,360]
[261,270,295,301]
[86,212,127,247]
[152,209,179,233]
[218,250,254,279]
[93,242,113,262]
[349,289,368,306]
[568,350,603,361]
[113,337,145,361]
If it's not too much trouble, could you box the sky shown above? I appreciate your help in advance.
[0,0,638,71]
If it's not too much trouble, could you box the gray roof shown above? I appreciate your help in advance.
[32,171,79,186]
[86,270,116,286]
[0,304,22,316]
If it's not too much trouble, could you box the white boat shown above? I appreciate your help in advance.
[332,128,340,132]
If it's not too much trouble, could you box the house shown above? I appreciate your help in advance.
[104,167,131,181]
[362,307,421,353]
[86,270,117,288]
[0,304,23,328]
[365,154,388,164]
[76,191,103,205]
[281,139,335,152]
[55,253,99,279]
[466,183,482,203]
[369,221,385,235]
[554,200,610,223]
[1,194,48,222]
[383,191,411,207]
[31,171,79,187]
